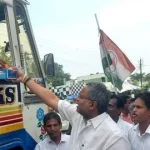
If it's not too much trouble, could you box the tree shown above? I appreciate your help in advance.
[130,72,150,89]
[130,59,146,89]
[24,52,39,77]
[0,46,12,66]
[144,73,150,88]
[130,73,145,86]
[47,62,71,87]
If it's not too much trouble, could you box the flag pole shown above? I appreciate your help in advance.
[94,14,118,94]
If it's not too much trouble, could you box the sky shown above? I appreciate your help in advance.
[27,0,150,79]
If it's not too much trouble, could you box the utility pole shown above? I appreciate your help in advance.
[139,58,143,89]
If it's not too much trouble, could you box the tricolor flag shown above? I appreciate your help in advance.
[99,30,135,90]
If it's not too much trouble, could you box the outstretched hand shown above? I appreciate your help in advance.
[12,67,25,82]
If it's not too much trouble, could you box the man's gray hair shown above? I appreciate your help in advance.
[86,82,110,114]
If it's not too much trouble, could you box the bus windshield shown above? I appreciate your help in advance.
[14,1,42,78]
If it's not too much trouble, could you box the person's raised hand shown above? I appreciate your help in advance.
[12,67,25,83]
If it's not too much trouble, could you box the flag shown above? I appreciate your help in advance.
[99,30,135,90]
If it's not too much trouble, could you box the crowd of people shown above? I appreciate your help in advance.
[13,67,150,150]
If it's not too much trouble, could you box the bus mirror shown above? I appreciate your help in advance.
[44,53,55,77]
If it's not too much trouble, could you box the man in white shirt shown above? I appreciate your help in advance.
[128,93,150,150]
[14,68,131,150]
[35,112,70,150]
[108,95,133,137]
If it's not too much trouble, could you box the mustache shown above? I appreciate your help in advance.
[50,131,55,133]
[49,132,56,135]
[132,113,137,116]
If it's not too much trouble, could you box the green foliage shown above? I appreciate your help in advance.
[47,62,71,87]
[130,73,144,86]
[0,46,12,66]
[143,73,150,88]
[24,51,39,77]
[130,72,150,88]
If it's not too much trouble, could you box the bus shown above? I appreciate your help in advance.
[0,0,56,149]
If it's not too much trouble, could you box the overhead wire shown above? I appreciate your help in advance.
[36,36,99,56]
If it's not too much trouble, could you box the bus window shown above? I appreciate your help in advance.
[0,4,12,66]
[14,1,42,78]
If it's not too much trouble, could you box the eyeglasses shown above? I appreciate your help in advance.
[78,95,97,102]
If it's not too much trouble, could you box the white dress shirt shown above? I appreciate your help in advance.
[128,124,150,150]
[58,100,131,150]
[117,118,133,137]
[34,134,70,150]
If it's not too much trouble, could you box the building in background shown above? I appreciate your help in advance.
[76,73,108,83]
[75,73,115,92]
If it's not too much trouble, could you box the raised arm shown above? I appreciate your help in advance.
[14,67,59,111]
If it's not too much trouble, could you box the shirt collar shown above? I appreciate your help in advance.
[133,124,139,131]
[60,134,68,142]
[134,124,150,135]
[146,125,150,134]
[89,112,108,129]
[46,133,67,143]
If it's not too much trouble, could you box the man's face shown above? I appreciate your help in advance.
[124,98,131,111]
[76,86,93,119]
[129,103,138,125]
[44,118,62,138]
[108,98,120,121]
[132,98,150,123]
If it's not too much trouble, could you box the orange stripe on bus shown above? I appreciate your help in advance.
[0,122,24,134]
